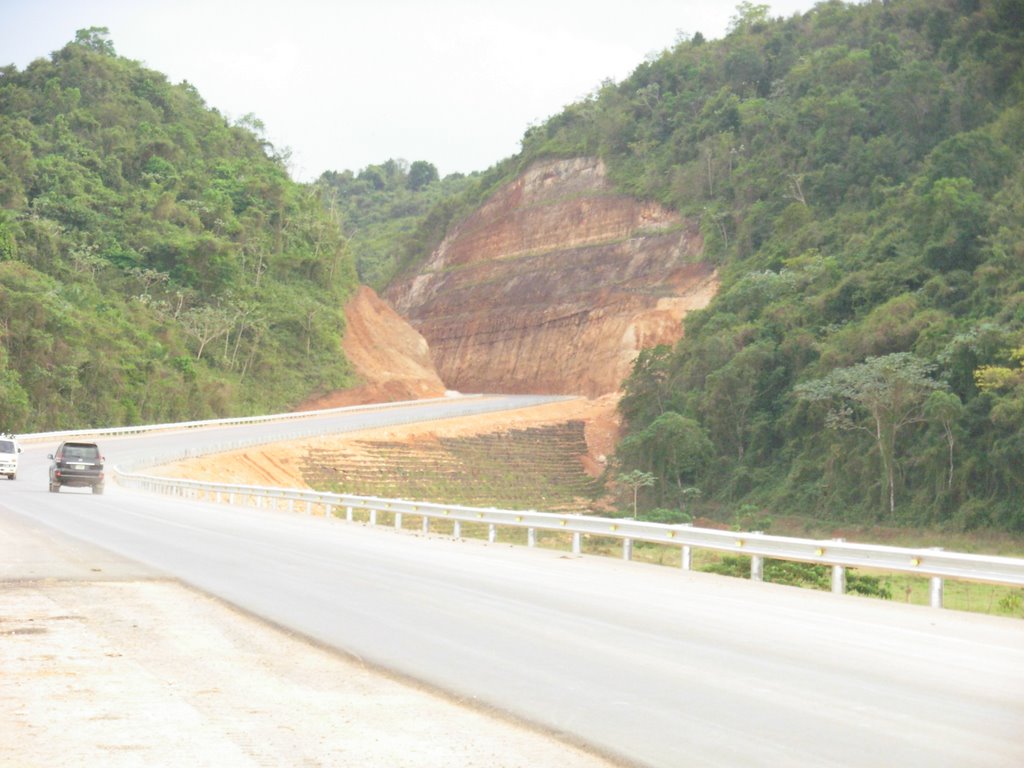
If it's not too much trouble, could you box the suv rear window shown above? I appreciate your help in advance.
[63,443,100,460]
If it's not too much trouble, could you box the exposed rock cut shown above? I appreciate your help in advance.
[386,157,717,397]
[298,285,446,409]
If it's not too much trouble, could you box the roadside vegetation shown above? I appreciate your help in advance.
[292,414,1023,618]
[4,2,1023,560]
[356,0,1024,540]
[515,0,1024,533]
[316,160,476,291]
[0,28,358,431]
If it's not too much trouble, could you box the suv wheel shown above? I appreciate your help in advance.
[49,482,59,493]
[92,484,104,495]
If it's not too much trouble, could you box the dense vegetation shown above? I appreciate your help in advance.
[317,159,476,290]
[339,0,1024,532]
[549,0,1024,530]
[5,2,1023,536]
[0,28,357,431]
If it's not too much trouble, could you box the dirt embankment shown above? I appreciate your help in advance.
[158,396,621,490]
[285,157,719,489]
[298,285,447,410]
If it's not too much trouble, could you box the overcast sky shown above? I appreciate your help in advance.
[3,0,823,181]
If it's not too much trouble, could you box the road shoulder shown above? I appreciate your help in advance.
[1,510,620,767]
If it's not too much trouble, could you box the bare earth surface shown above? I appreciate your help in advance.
[1,399,622,768]
[154,395,621,489]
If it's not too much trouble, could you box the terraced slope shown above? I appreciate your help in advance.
[300,421,602,512]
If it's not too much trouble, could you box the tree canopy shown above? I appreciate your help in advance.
[316,159,473,289]
[0,32,358,430]
[505,0,1024,530]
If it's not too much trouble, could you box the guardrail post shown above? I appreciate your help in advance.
[325,503,333,520]
[623,538,633,561]
[831,539,846,594]
[572,532,582,556]
[306,500,313,515]
[832,564,846,594]
[929,547,945,608]
[422,516,430,534]
[453,520,461,539]
[681,545,692,570]
[369,509,377,526]
[527,528,536,547]
[750,554,764,582]
[395,512,403,530]
[346,506,353,522]
[488,524,497,543]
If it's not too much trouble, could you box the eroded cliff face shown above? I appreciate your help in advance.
[386,157,717,398]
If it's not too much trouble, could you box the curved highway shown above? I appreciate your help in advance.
[3,396,1023,767]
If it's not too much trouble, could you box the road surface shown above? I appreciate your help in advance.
[4,397,1023,767]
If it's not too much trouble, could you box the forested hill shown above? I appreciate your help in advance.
[516,0,1022,529]
[0,28,357,431]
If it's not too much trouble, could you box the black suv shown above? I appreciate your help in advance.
[48,441,105,494]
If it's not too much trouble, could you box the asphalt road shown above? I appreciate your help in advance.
[4,396,1024,767]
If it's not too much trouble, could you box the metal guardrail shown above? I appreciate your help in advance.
[14,394,483,443]
[114,469,1024,609]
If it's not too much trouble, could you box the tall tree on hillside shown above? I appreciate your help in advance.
[73,27,116,56]
[796,354,945,515]
[408,161,439,191]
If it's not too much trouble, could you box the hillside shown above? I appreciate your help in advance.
[381,0,1024,530]
[385,157,717,397]
[317,160,476,291]
[6,5,1024,534]
[588,0,1024,529]
[0,28,358,431]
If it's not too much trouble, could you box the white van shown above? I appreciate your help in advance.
[0,435,21,480]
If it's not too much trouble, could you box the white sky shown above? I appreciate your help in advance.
[2,0,822,181]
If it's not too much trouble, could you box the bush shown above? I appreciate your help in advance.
[640,507,693,524]
[847,572,893,599]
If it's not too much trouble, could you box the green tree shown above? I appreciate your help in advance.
[407,160,439,191]
[701,340,774,460]
[913,177,989,272]
[0,33,358,429]
[796,354,945,515]
[73,27,116,56]
[728,3,771,35]
[617,412,713,503]
[0,357,30,430]
[924,390,963,492]
[619,345,676,427]
[618,469,655,519]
